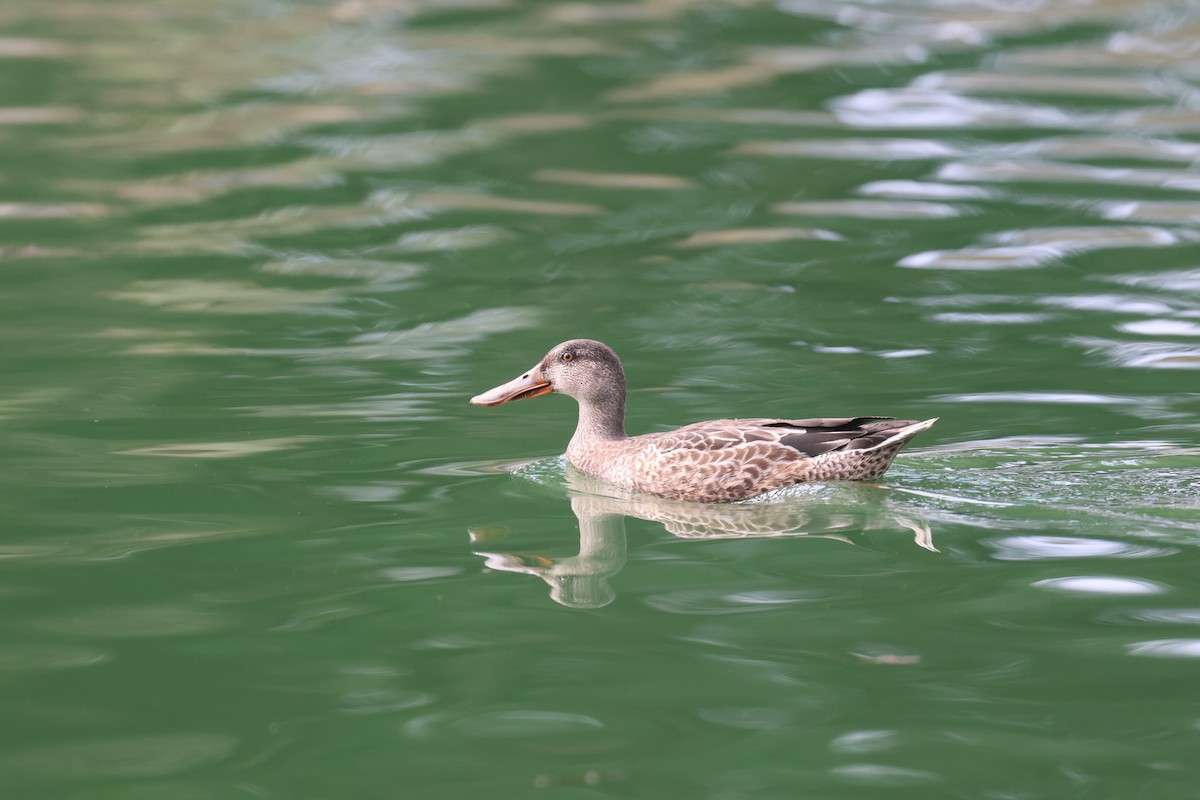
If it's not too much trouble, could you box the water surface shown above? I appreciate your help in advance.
[1,0,1199,797]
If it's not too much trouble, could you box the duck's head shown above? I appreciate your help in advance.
[469,339,625,407]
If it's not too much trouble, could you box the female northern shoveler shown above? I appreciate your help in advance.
[470,339,936,503]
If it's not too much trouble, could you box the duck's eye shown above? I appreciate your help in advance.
[561,352,574,363]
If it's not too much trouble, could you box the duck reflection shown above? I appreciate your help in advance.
[470,470,935,608]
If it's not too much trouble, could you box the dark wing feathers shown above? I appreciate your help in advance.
[761,416,895,431]
[657,416,919,460]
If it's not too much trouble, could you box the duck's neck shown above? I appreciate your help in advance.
[569,390,627,454]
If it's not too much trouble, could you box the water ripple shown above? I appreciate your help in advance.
[832,87,1078,129]
[0,733,237,778]
[1072,337,1200,370]
[832,763,943,786]
[645,588,823,615]
[405,710,604,739]
[773,199,964,219]
[1123,609,1200,625]
[1032,576,1167,595]
[988,536,1175,561]
[1127,640,1200,659]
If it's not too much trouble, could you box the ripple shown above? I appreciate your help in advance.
[1038,294,1174,315]
[675,227,843,248]
[830,730,899,754]
[1105,201,1200,224]
[699,706,794,731]
[832,763,943,786]
[939,159,1200,191]
[392,225,512,252]
[1127,639,1200,658]
[1,733,236,778]
[914,70,1164,100]
[1032,576,1166,595]
[936,391,1147,406]
[645,588,821,615]
[832,87,1077,129]
[773,199,962,219]
[415,191,603,216]
[903,225,1191,270]
[900,246,1059,270]
[405,710,604,739]
[0,36,72,57]
[1119,320,1200,337]
[240,395,434,422]
[1001,225,1190,250]
[1125,609,1200,625]
[534,169,694,190]
[1073,337,1200,369]
[988,536,1175,561]
[858,180,997,200]
[0,644,109,672]
[341,690,436,716]
[1109,267,1200,293]
[257,257,424,281]
[735,137,963,160]
[381,566,462,582]
[118,436,320,459]
[0,202,107,218]
[932,312,1051,324]
[107,280,344,315]
[36,604,233,638]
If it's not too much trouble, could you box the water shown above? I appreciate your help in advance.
[2,0,1199,797]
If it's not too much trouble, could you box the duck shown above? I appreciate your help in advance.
[470,339,936,503]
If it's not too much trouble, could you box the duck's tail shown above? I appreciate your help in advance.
[859,417,938,453]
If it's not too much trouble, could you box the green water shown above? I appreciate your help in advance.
[2,0,1200,797]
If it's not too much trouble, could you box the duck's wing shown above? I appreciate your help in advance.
[658,416,914,458]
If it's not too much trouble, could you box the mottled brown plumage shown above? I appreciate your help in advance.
[470,339,936,503]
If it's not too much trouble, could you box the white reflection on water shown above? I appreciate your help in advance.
[1108,267,1200,293]
[773,199,963,219]
[1127,639,1200,658]
[938,159,1200,191]
[1106,201,1200,225]
[937,391,1159,407]
[901,248,1058,270]
[404,709,604,739]
[902,226,1194,270]
[1072,337,1200,370]
[735,137,963,160]
[1037,294,1176,315]
[535,168,695,190]
[1119,320,1200,337]
[675,227,843,248]
[858,180,997,200]
[1126,609,1200,624]
[108,279,348,315]
[914,70,1165,100]
[831,763,943,787]
[832,88,1078,129]
[988,536,1175,561]
[118,436,321,459]
[830,729,899,754]
[646,588,825,616]
[1032,576,1166,595]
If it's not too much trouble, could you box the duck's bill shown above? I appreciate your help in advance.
[469,366,553,407]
